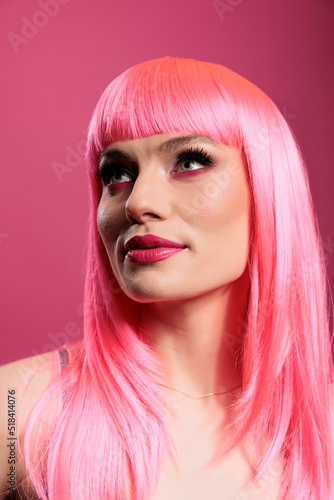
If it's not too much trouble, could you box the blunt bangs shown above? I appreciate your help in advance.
[86,57,249,169]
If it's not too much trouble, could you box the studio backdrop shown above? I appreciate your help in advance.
[1,0,333,364]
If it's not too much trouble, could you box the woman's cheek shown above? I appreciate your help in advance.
[183,171,250,251]
[96,202,121,245]
[177,175,225,222]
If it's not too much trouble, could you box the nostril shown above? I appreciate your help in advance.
[125,209,140,224]
[126,211,161,225]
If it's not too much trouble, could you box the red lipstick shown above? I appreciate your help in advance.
[124,234,186,263]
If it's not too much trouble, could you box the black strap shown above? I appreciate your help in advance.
[58,347,69,372]
[58,347,70,408]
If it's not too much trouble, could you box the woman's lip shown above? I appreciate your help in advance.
[124,234,186,251]
[126,247,185,264]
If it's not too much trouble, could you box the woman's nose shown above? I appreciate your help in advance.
[125,170,171,224]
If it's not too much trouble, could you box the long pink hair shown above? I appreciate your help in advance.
[23,57,334,499]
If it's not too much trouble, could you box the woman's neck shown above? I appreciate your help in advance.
[138,270,250,398]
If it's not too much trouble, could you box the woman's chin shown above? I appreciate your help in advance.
[122,288,177,304]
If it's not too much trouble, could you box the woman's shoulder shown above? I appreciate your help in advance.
[0,351,62,426]
[0,346,80,496]
[1,350,60,389]
[0,343,81,399]
[0,351,58,495]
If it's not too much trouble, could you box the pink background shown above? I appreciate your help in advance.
[1,0,333,364]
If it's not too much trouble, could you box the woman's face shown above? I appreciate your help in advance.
[97,133,251,302]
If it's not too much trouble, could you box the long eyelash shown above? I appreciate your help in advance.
[96,163,131,184]
[96,146,214,183]
[96,163,111,184]
[175,146,214,167]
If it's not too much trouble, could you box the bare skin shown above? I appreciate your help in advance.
[0,351,282,500]
[96,133,282,498]
[0,133,282,498]
[0,350,282,500]
[97,133,251,397]
[0,351,59,499]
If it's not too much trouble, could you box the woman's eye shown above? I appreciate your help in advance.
[176,159,205,173]
[110,170,133,184]
[173,147,214,176]
[97,164,134,186]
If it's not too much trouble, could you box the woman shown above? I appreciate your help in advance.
[0,56,333,499]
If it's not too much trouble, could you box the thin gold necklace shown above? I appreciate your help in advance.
[158,383,242,399]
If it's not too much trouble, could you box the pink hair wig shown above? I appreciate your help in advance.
[23,57,334,499]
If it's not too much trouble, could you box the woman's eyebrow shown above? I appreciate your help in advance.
[99,134,218,165]
[98,149,133,165]
[156,134,218,154]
